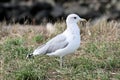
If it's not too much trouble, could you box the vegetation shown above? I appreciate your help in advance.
[0,19,120,80]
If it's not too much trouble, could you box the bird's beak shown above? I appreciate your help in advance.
[79,18,87,22]
[78,18,87,26]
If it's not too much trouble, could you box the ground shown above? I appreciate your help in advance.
[0,19,120,80]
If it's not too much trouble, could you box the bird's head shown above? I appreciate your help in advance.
[66,14,87,24]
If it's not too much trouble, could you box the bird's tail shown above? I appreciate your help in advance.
[26,44,48,58]
[26,53,33,59]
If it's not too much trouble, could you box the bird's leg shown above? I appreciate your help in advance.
[60,56,63,68]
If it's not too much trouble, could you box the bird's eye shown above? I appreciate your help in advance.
[73,17,77,19]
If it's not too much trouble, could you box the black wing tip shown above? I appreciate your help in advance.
[26,53,34,59]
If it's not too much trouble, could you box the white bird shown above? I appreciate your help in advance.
[26,14,86,68]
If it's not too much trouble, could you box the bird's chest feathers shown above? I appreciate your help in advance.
[71,34,80,44]
[64,24,80,42]
[70,29,80,40]
[66,31,80,43]
[67,32,80,51]
[72,34,79,40]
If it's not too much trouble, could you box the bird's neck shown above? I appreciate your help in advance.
[66,23,80,35]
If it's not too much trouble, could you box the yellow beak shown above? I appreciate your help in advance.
[80,18,87,22]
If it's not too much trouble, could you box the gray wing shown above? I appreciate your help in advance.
[45,34,69,53]
[46,34,69,53]
[33,34,69,55]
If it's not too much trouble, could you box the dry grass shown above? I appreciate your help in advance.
[0,19,120,80]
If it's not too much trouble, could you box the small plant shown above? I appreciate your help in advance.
[14,66,47,80]
[3,37,33,63]
[33,34,45,43]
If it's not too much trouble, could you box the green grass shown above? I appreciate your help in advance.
[0,20,120,80]
[33,34,45,43]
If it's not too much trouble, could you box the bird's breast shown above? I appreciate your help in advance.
[64,29,81,49]
[67,33,80,52]
[72,34,80,46]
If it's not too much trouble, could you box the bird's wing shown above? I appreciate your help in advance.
[45,34,69,53]
[33,34,69,55]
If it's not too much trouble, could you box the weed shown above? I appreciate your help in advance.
[33,34,45,43]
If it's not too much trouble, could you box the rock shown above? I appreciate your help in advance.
[30,2,52,16]
[115,1,120,11]
[34,10,50,24]
[0,0,120,24]
[64,2,90,16]
[0,4,6,21]
[50,4,64,18]
[0,0,10,3]
[17,12,32,24]
[46,23,55,35]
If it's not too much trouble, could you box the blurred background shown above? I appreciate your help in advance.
[1,1,120,80]
[0,0,120,24]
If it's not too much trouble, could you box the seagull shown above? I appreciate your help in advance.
[26,14,86,68]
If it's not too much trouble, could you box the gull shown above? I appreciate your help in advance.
[26,14,86,68]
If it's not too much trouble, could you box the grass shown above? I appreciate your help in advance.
[0,19,120,80]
